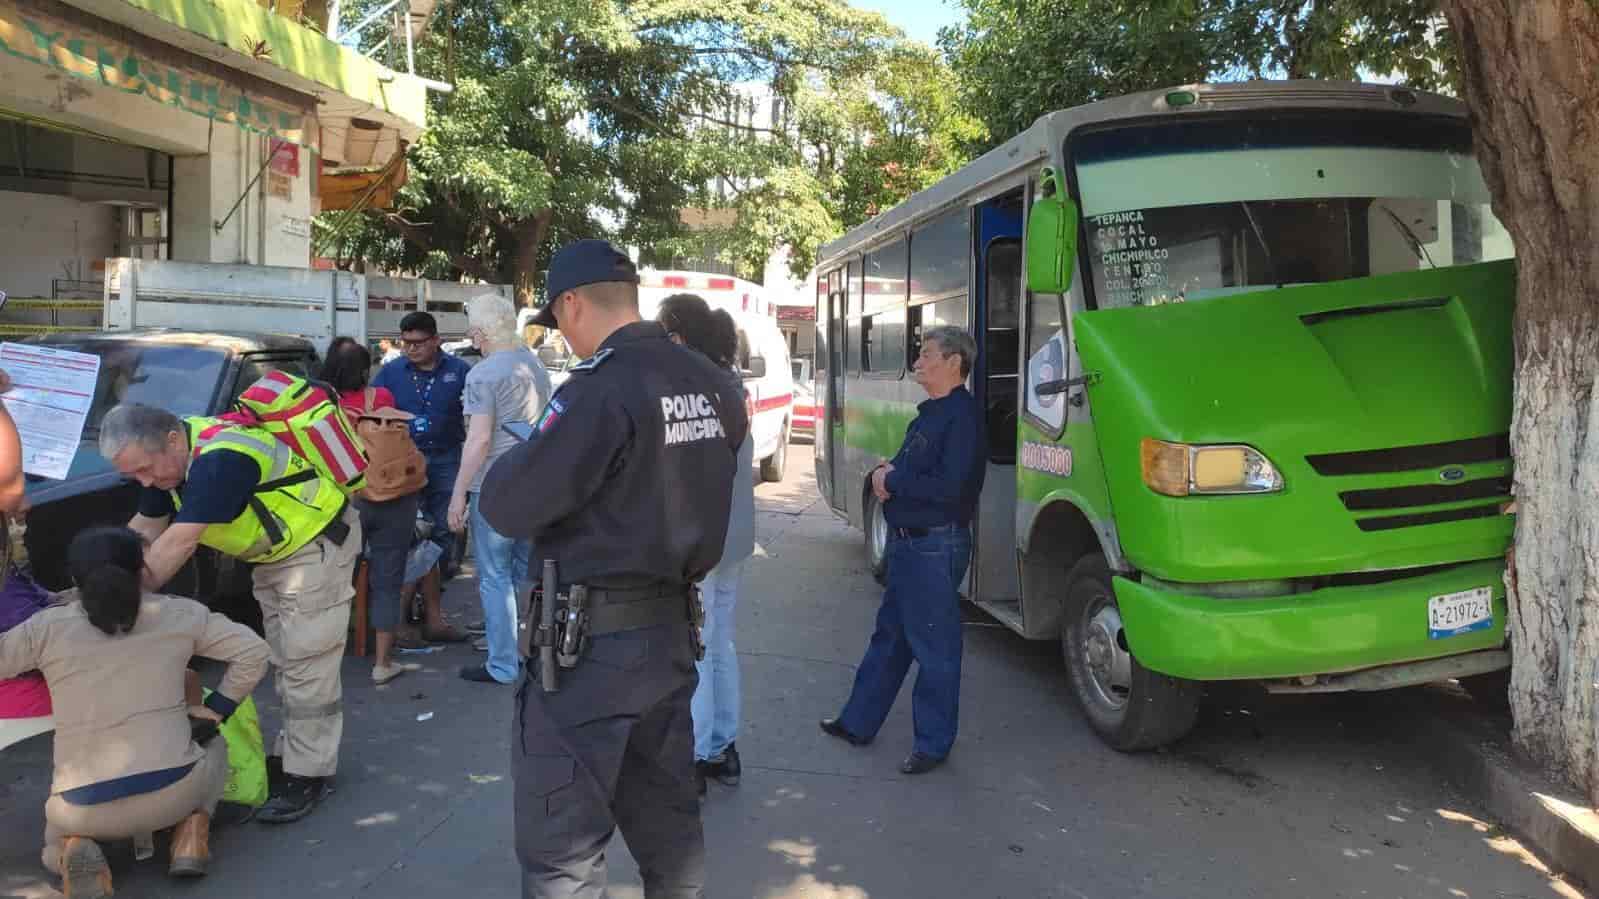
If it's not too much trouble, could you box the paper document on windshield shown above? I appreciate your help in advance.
[0,342,101,480]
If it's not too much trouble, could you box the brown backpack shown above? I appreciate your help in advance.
[352,389,427,502]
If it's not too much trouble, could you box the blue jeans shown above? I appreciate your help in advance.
[838,527,971,759]
[422,448,461,568]
[469,492,530,684]
[692,557,746,761]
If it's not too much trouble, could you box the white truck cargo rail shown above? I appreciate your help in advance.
[103,259,510,350]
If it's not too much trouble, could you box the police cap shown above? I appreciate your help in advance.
[531,240,640,328]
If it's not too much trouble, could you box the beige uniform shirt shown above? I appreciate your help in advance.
[0,592,269,795]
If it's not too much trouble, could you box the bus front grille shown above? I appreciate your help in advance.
[1306,434,1510,476]
[1306,434,1513,533]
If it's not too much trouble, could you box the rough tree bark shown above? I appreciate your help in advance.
[509,209,554,308]
[1442,0,1599,803]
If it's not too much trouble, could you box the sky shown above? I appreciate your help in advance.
[855,0,966,47]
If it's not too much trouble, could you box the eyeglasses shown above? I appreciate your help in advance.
[401,336,437,349]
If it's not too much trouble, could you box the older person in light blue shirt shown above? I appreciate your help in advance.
[656,293,755,795]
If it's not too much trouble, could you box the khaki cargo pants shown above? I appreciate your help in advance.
[254,506,362,779]
[41,739,228,874]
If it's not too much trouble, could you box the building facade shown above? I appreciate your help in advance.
[0,0,433,302]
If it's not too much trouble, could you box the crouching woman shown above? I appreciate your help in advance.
[0,527,270,896]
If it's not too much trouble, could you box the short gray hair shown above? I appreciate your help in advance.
[923,325,976,378]
[467,293,520,347]
[99,403,182,460]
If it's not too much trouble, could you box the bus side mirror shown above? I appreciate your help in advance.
[1026,167,1080,295]
[743,356,767,379]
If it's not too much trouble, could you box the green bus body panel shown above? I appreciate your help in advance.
[841,398,916,461]
[1114,559,1508,680]
[1073,260,1516,583]
[1018,420,1117,549]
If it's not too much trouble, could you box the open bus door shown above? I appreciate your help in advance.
[819,266,848,512]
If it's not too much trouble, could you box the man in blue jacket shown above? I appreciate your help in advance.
[373,311,472,584]
[821,325,985,775]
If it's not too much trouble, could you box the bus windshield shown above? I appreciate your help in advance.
[1072,114,1515,309]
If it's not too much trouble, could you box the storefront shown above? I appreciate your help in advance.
[775,303,816,362]
[0,0,429,314]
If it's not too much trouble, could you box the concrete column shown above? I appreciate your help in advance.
[170,129,313,267]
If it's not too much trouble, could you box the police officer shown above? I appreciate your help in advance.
[480,240,747,898]
[100,402,362,824]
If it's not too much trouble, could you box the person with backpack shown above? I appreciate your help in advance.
[100,400,362,825]
[372,311,472,582]
[321,340,438,686]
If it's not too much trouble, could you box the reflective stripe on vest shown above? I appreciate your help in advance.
[176,418,344,564]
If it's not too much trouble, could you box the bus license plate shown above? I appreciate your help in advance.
[1428,587,1493,640]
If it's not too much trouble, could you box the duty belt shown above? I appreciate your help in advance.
[521,560,701,693]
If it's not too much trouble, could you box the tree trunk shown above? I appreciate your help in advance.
[510,209,554,308]
[1443,0,1599,803]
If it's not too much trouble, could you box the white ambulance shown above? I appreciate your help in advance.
[637,271,795,482]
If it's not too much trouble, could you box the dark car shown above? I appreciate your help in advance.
[18,330,321,627]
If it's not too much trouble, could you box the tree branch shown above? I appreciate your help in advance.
[369,210,500,283]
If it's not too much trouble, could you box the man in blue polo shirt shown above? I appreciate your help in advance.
[373,311,471,583]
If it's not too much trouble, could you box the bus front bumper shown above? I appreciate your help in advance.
[1113,559,1509,682]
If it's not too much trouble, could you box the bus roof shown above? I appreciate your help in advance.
[818,80,1468,264]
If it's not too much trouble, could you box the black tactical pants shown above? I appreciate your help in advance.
[513,620,705,898]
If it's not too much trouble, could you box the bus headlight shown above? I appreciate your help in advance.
[1141,439,1284,496]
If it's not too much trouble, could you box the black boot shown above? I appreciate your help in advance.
[257,774,329,824]
[704,742,741,786]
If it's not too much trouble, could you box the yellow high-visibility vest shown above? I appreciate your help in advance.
[172,417,345,564]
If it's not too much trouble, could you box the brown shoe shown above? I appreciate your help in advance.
[169,811,210,878]
[59,836,113,898]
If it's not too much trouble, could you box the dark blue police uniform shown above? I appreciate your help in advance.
[837,385,984,762]
[480,241,748,899]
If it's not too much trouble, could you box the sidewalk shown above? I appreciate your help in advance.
[0,444,1591,898]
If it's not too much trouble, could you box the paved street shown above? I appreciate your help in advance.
[1,444,1587,898]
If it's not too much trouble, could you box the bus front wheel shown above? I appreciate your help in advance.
[1062,554,1201,751]
[865,493,889,585]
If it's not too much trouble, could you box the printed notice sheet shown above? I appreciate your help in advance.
[1,342,101,480]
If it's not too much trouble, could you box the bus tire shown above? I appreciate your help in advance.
[761,421,789,483]
[865,492,889,585]
[1062,554,1200,751]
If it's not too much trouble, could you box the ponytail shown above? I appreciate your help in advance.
[67,527,146,636]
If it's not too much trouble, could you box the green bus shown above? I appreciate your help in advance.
[810,81,1516,750]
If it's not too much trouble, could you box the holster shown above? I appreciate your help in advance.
[688,584,706,662]
[520,576,702,689]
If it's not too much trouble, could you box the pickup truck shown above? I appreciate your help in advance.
[16,330,322,630]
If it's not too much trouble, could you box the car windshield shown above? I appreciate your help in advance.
[1073,114,1515,309]
[41,341,228,436]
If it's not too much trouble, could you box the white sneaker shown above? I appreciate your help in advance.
[372,662,421,685]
